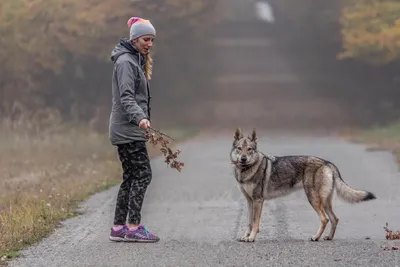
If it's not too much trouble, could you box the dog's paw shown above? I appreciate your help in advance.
[323,236,332,241]
[246,236,255,242]
[237,236,247,242]
[237,236,255,242]
[309,236,319,242]
[244,228,251,237]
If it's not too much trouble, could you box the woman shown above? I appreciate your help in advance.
[108,16,159,242]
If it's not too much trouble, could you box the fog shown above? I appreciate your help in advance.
[1,0,399,133]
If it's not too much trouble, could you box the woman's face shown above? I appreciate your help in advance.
[132,35,155,55]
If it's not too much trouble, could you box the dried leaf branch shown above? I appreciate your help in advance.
[145,127,184,172]
[383,222,400,240]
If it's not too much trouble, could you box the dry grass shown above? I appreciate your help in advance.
[0,109,196,261]
[341,122,400,164]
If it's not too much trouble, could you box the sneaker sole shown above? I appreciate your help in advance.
[124,237,160,243]
[109,236,127,242]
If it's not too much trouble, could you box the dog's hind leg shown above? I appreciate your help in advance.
[308,196,329,242]
[256,201,264,233]
[323,195,339,240]
[304,166,331,241]
[320,167,338,241]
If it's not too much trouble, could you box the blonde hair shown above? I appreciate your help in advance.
[144,53,153,80]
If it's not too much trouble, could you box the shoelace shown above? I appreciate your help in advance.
[139,225,150,238]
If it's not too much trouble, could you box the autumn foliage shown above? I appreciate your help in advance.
[0,0,215,122]
[338,0,400,65]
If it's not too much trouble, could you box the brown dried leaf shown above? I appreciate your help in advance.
[145,127,184,172]
[383,222,400,240]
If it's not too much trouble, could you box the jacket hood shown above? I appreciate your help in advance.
[110,38,146,67]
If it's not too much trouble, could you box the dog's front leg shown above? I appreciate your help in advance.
[244,197,253,237]
[246,199,264,242]
[238,191,253,242]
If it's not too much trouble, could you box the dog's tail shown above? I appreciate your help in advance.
[327,162,376,203]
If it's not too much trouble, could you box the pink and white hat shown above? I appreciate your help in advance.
[127,17,156,41]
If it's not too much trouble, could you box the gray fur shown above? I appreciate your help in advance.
[231,128,377,242]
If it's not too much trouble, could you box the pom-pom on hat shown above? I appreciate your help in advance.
[127,17,156,41]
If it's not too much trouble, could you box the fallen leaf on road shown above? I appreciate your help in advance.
[383,222,400,240]
[383,246,400,251]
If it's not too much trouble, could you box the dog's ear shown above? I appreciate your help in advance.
[234,127,243,142]
[248,128,257,143]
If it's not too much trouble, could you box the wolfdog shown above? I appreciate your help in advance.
[230,128,376,242]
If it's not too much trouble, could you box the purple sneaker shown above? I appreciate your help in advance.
[124,225,160,243]
[109,225,128,242]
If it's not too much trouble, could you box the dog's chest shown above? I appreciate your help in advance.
[240,183,257,197]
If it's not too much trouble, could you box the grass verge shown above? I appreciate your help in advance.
[341,122,400,164]
[0,119,197,264]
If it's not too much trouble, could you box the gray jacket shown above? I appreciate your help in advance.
[109,38,151,145]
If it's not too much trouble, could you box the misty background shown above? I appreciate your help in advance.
[1,0,399,133]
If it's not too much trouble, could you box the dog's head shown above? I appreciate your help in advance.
[230,128,260,168]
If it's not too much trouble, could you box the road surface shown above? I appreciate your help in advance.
[9,131,400,267]
[10,0,400,266]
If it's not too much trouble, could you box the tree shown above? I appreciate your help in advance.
[338,0,400,65]
[0,0,215,120]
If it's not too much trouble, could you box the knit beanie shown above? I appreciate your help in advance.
[127,17,156,41]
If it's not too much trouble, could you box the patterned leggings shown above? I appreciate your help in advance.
[113,141,152,225]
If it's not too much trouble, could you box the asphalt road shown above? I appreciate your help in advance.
[9,131,400,267]
[9,0,400,266]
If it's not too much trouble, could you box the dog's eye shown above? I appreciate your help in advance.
[247,147,253,152]
[236,147,242,151]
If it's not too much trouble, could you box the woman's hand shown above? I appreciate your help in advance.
[139,119,151,129]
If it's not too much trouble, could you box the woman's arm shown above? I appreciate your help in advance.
[115,61,148,126]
